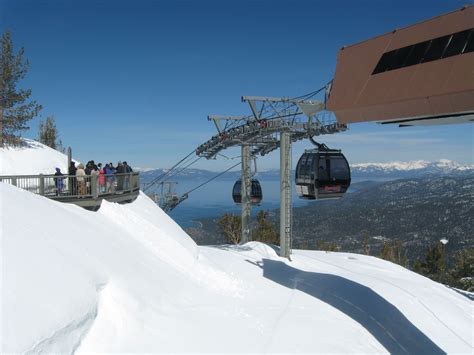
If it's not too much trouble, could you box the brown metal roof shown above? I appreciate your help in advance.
[326,6,474,125]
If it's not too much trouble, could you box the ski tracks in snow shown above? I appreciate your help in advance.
[262,274,300,352]
[296,252,472,349]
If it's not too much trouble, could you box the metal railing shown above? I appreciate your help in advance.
[0,172,140,203]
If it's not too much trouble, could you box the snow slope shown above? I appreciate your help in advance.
[1,182,472,354]
[0,139,74,175]
[1,141,472,353]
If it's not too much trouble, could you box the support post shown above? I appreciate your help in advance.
[280,132,292,259]
[241,144,251,244]
[67,147,72,193]
[67,147,72,171]
[39,174,45,196]
[91,174,98,199]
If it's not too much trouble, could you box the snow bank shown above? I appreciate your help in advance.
[0,139,73,175]
[1,142,472,353]
[0,183,244,353]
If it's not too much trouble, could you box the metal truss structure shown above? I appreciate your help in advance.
[196,92,348,258]
[197,96,347,160]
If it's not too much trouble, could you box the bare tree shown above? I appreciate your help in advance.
[217,214,241,244]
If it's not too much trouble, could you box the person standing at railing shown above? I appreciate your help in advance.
[105,163,116,193]
[90,165,99,195]
[54,168,64,195]
[68,162,77,195]
[98,163,106,193]
[116,161,125,191]
[85,161,93,194]
[76,163,87,196]
[123,161,133,190]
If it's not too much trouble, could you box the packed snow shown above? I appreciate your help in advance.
[1,141,472,354]
[0,139,74,175]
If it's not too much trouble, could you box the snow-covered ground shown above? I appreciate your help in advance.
[1,141,472,354]
[0,139,74,175]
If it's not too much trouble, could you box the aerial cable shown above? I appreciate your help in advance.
[143,149,197,192]
[291,81,331,101]
[163,154,199,179]
[184,161,241,196]
[163,161,242,212]
[163,156,203,183]
[164,161,241,212]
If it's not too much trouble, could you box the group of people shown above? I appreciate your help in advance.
[54,160,133,196]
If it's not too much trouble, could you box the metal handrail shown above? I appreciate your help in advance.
[0,172,140,201]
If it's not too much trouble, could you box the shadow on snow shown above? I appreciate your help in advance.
[256,258,445,355]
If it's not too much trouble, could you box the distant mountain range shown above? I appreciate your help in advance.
[186,174,474,265]
[139,159,473,183]
[350,159,473,178]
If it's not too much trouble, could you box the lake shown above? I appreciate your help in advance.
[148,178,389,228]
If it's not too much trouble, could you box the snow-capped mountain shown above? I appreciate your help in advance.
[139,160,474,183]
[351,159,473,178]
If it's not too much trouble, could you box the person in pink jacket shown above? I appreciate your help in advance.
[98,163,106,193]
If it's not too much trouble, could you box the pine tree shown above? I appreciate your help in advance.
[217,214,241,245]
[414,243,447,282]
[379,240,407,266]
[252,210,279,244]
[39,116,61,150]
[362,235,370,255]
[392,239,408,267]
[380,241,394,262]
[424,243,445,277]
[449,249,473,291]
[0,31,41,146]
[315,240,339,252]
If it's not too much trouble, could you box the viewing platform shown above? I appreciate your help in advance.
[0,172,140,211]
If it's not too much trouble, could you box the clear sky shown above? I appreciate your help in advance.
[1,0,472,171]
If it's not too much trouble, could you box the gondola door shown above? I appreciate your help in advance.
[315,153,350,198]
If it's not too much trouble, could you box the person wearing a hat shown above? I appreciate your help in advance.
[53,167,64,195]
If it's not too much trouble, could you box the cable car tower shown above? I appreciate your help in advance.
[196,88,347,258]
[153,181,184,213]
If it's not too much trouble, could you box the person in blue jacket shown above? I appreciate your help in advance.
[54,167,64,195]
[104,163,116,192]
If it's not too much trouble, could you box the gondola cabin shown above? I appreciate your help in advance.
[295,150,351,199]
[232,179,263,205]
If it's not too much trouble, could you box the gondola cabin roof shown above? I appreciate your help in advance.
[326,5,474,126]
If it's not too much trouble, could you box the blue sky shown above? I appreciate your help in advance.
[1,0,472,171]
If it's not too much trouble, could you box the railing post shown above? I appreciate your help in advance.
[39,174,45,195]
[12,177,17,187]
[67,147,72,172]
[91,174,98,199]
